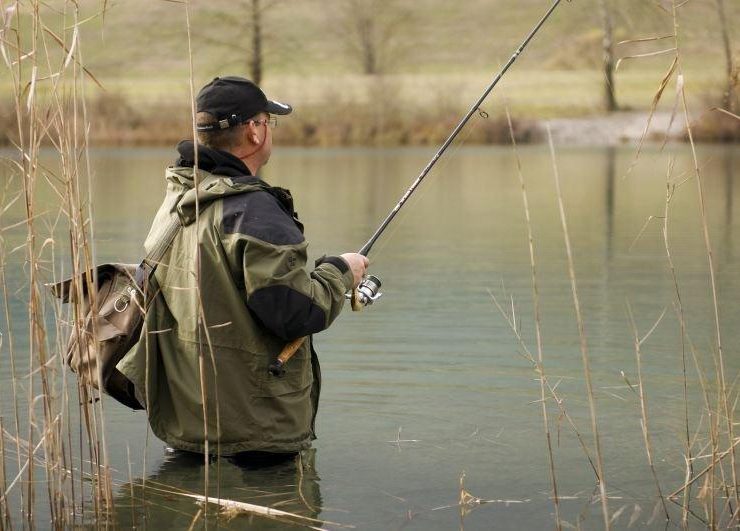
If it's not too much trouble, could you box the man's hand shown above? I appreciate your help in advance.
[340,253,370,288]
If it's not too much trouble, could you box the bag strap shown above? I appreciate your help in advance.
[136,218,182,287]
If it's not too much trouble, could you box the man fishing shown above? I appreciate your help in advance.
[118,76,369,461]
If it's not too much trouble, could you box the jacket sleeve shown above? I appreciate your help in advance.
[228,193,354,341]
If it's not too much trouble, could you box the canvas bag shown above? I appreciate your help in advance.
[51,219,181,410]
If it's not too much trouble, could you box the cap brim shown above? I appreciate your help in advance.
[266,100,292,115]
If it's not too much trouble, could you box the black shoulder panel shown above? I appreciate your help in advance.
[222,191,305,245]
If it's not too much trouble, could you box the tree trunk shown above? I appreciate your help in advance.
[359,11,377,75]
[715,0,736,111]
[249,0,263,84]
[599,0,618,112]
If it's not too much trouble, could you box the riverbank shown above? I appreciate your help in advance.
[2,103,736,148]
[1,72,736,147]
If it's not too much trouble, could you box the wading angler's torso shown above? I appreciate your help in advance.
[117,142,354,455]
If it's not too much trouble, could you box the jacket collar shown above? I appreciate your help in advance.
[171,141,302,232]
[175,140,252,178]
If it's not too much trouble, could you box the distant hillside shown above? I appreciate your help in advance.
[15,1,737,81]
[1,0,737,145]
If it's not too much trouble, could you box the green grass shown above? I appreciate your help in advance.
[0,66,722,116]
[1,0,735,146]
[8,0,736,79]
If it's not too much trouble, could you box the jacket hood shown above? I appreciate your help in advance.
[175,140,252,177]
[166,141,268,226]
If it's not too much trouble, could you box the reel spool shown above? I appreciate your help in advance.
[349,275,382,311]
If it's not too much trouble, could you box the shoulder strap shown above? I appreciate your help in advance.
[136,217,181,287]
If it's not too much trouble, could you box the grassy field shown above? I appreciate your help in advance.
[58,0,738,78]
[0,0,737,145]
[70,67,725,114]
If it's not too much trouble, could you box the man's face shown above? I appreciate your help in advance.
[251,112,273,165]
[260,112,273,164]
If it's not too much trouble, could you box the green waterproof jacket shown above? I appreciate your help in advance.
[118,142,354,455]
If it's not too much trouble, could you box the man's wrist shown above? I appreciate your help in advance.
[315,255,354,291]
[315,255,349,274]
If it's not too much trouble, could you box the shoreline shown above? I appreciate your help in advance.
[1,108,737,148]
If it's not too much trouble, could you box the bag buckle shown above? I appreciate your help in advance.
[114,286,138,313]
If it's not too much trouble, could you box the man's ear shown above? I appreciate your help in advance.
[248,124,261,145]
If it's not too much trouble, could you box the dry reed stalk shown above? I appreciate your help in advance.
[183,1,225,518]
[53,253,77,525]
[505,107,561,530]
[111,474,354,529]
[625,302,669,521]
[184,1,225,511]
[0,417,8,529]
[673,438,740,500]
[714,107,740,121]
[686,337,726,526]
[0,0,120,525]
[708,367,720,527]
[671,0,738,522]
[488,291,599,480]
[659,158,694,527]
[681,81,738,526]
[71,5,114,512]
[20,2,43,522]
[622,2,737,524]
[179,492,337,531]
[296,453,317,514]
[0,179,23,511]
[546,126,610,529]
[0,232,24,513]
[626,56,678,177]
[76,472,205,523]
[710,351,738,526]
[683,337,719,526]
[54,44,109,531]
[183,0,212,512]
[127,445,135,526]
[187,508,203,531]
[37,14,88,521]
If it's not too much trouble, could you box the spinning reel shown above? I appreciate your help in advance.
[348,274,382,311]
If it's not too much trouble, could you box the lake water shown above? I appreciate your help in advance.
[0,143,738,529]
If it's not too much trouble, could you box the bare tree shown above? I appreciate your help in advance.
[194,0,280,83]
[335,0,414,75]
[715,0,736,111]
[598,0,618,111]
[249,0,263,84]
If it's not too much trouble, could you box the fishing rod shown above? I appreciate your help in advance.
[347,0,567,309]
[269,0,567,376]
[358,0,567,258]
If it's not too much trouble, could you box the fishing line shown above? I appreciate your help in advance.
[367,109,491,262]
[357,0,567,260]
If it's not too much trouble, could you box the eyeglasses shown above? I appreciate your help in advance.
[249,116,277,129]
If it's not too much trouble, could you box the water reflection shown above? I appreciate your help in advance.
[724,149,735,261]
[604,146,616,260]
[115,450,322,530]
[2,144,740,529]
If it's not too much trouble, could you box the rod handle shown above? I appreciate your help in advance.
[268,337,306,377]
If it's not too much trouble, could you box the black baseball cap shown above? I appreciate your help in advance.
[196,76,292,132]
